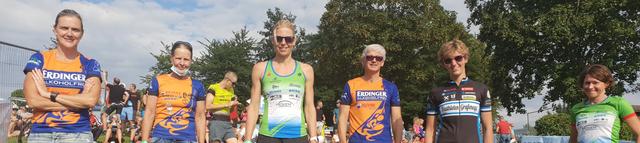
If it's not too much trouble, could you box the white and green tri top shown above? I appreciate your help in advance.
[259,60,308,138]
[570,96,636,143]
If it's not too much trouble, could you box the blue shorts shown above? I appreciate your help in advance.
[121,107,134,121]
[28,132,93,143]
[151,137,197,143]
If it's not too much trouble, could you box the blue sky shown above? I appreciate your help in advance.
[1,0,638,129]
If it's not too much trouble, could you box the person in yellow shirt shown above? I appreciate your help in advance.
[206,71,239,143]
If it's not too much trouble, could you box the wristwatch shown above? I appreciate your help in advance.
[50,92,59,102]
[309,136,319,142]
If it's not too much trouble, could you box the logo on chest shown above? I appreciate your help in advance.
[355,90,387,101]
[43,69,86,89]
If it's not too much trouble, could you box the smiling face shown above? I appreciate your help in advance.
[441,51,467,78]
[362,50,385,73]
[272,27,296,57]
[171,46,192,75]
[582,74,609,100]
[53,16,83,50]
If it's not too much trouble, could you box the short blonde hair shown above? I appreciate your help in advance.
[224,71,237,81]
[272,19,295,37]
[438,39,469,64]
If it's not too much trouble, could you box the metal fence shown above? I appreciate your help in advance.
[0,41,38,142]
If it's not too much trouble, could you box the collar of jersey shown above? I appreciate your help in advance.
[583,96,610,106]
[447,77,470,85]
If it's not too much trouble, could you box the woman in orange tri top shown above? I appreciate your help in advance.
[140,41,206,143]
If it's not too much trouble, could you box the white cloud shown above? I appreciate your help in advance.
[0,0,328,86]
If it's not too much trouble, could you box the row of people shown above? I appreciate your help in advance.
[22,9,640,143]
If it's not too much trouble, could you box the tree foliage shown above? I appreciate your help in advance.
[312,0,490,122]
[139,42,172,86]
[193,28,255,103]
[11,89,26,107]
[466,0,640,114]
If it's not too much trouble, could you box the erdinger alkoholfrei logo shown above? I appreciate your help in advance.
[43,69,86,89]
[355,90,387,101]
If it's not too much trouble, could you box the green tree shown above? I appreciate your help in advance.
[192,28,255,103]
[11,89,24,98]
[312,0,490,123]
[620,122,636,141]
[140,42,172,86]
[11,89,26,107]
[534,113,571,136]
[466,0,640,114]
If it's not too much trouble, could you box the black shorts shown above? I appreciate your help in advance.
[105,103,124,115]
[257,135,308,143]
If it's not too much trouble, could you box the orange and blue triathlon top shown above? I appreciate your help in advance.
[340,77,401,143]
[148,73,206,141]
[23,49,102,133]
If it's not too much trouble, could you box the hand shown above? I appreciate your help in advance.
[31,69,50,98]
[231,101,239,106]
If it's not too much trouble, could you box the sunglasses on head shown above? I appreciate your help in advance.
[276,36,294,44]
[365,55,384,62]
[443,55,465,65]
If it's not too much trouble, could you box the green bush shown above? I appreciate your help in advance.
[534,113,571,136]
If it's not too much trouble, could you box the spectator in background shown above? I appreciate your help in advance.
[412,117,425,143]
[105,77,127,120]
[316,100,326,137]
[496,116,516,143]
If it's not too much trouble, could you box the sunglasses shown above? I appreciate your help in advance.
[365,55,384,62]
[443,55,465,65]
[276,36,294,44]
[225,78,237,87]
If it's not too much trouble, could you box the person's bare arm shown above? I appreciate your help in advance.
[425,115,436,143]
[123,90,130,105]
[569,124,577,143]
[481,112,494,143]
[23,71,69,111]
[391,106,403,143]
[623,115,640,143]
[28,69,102,110]
[338,105,350,143]
[244,62,265,141]
[141,96,157,142]
[302,63,318,142]
[196,100,206,143]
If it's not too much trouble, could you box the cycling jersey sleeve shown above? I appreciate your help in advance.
[340,83,352,105]
[83,59,102,82]
[426,89,438,116]
[207,84,216,95]
[193,80,206,101]
[617,98,636,120]
[23,52,44,74]
[480,89,492,112]
[149,76,159,96]
[387,81,401,107]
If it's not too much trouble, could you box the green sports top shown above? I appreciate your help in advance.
[570,96,636,143]
[259,60,308,138]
